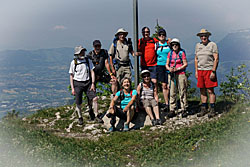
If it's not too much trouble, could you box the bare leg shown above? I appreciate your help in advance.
[162,83,169,105]
[200,88,208,103]
[126,106,135,124]
[153,106,160,119]
[92,96,98,116]
[207,88,216,103]
[145,107,154,120]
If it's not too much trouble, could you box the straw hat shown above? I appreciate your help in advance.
[197,29,212,36]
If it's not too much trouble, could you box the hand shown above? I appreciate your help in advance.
[71,89,75,96]
[108,107,115,114]
[123,106,129,112]
[136,52,142,56]
[90,83,95,91]
[112,68,116,75]
[210,72,216,81]
[169,67,175,73]
[195,71,198,79]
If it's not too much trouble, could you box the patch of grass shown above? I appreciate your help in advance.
[1,102,249,167]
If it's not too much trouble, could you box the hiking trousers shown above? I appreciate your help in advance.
[116,65,131,84]
[169,74,188,112]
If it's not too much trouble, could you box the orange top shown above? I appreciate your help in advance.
[138,37,158,66]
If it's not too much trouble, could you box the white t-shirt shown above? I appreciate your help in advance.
[69,58,94,81]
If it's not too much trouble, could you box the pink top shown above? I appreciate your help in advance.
[167,51,186,75]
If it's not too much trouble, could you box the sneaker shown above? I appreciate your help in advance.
[78,117,83,125]
[123,123,129,131]
[197,106,208,117]
[108,126,115,132]
[151,119,157,126]
[208,107,217,118]
[156,119,162,125]
[167,111,176,118]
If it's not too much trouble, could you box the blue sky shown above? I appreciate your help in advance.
[1,0,250,52]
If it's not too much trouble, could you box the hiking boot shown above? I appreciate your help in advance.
[167,111,176,118]
[78,117,83,125]
[156,119,162,125]
[108,126,115,132]
[151,119,157,126]
[123,123,129,131]
[181,110,188,118]
[208,107,217,118]
[95,116,104,124]
[197,106,208,117]
[162,104,169,112]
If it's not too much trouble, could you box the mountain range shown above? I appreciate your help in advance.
[0,29,250,117]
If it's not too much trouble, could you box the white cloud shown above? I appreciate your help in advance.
[53,25,67,30]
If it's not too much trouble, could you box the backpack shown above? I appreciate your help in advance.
[74,57,92,81]
[139,37,156,49]
[169,49,186,72]
[88,49,108,74]
[155,41,170,52]
[113,37,133,59]
[112,37,133,69]
[119,89,133,108]
[139,81,155,98]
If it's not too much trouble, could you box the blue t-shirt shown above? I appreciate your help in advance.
[115,90,137,109]
[156,41,171,66]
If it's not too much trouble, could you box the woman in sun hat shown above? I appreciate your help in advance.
[195,29,219,118]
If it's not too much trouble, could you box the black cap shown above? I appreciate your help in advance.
[158,29,166,36]
[93,40,101,46]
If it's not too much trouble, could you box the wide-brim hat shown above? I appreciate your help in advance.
[115,28,128,37]
[74,45,87,55]
[197,29,212,36]
[141,70,150,77]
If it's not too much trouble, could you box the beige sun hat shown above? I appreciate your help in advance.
[115,28,128,37]
[74,45,87,55]
[197,29,212,36]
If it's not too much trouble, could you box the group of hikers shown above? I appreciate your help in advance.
[69,27,219,132]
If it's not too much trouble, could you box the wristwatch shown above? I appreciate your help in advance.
[212,70,216,74]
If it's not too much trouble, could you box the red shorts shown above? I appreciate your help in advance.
[197,70,218,88]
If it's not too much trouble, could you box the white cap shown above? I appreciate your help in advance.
[170,38,180,44]
[141,70,150,77]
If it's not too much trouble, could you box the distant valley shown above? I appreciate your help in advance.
[0,29,250,118]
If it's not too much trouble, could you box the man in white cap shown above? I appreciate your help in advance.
[108,28,134,93]
[195,29,219,118]
[69,45,102,125]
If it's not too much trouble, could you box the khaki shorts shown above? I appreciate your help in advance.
[142,99,158,108]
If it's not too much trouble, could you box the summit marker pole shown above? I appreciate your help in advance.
[133,0,139,87]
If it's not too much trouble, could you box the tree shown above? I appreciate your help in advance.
[220,64,250,103]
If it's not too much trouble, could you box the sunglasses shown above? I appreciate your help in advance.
[94,45,101,48]
[143,31,150,34]
[171,43,179,46]
[142,75,150,78]
[159,33,166,37]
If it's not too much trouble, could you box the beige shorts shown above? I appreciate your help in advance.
[142,99,158,108]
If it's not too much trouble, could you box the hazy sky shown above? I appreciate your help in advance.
[1,0,250,51]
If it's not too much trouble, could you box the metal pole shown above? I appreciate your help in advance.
[133,0,139,87]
